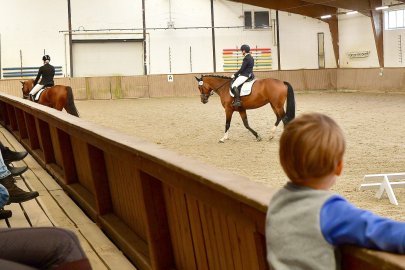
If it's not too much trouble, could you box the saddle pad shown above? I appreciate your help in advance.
[230,79,256,97]
[34,88,46,101]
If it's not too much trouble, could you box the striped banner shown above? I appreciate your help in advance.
[2,66,64,78]
[223,47,272,72]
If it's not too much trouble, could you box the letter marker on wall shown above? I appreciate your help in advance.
[167,74,174,82]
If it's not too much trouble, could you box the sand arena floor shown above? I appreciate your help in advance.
[75,91,405,221]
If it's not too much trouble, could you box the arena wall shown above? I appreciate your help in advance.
[2,68,405,100]
[1,71,396,99]
[337,68,405,92]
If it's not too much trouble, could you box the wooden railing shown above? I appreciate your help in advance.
[0,93,404,270]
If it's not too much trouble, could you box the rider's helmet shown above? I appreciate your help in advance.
[42,55,51,61]
[240,44,250,53]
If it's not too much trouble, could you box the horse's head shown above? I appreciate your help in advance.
[20,79,34,99]
[195,75,214,104]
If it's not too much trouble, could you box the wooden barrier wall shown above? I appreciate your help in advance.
[2,68,405,100]
[1,94,405,270]
[337,68,405,92]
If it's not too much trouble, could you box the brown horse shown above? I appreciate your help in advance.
[195,75,295,142]
[21,79,79,117]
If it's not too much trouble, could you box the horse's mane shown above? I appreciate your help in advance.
[202,75,232,80]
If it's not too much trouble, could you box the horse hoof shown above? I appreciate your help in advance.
[256,136,262,142]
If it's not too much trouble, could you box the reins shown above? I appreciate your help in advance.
[212,79,231,93]
[203,77,231,95]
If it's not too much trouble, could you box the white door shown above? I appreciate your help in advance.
[72,41,144,77]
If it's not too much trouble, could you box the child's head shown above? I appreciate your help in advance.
[279,113,346,185]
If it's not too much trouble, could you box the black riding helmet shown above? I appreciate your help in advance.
[42,55,51,61]
[240,44,250,53]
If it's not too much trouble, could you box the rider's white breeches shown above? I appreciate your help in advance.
[29,84,43,95]
[231,76,248,88]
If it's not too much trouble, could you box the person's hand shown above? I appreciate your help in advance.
[231,74,235,79]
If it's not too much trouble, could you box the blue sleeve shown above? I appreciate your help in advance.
[320,195,405,253]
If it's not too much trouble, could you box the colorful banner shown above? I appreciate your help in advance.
[222,47,272,72]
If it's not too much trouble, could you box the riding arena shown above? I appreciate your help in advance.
[1,0,405,269]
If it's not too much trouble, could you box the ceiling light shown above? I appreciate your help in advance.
[320,14,332,19]
[375,6,388,10]
[346,11,358,15]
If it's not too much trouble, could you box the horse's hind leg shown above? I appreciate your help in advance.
[269,104,285,140]
[54,101,65,111]
[239,109,261,141]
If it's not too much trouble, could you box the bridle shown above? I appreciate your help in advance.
[21,83,29,99]
[21,81,33,99]
[198,79,231,99]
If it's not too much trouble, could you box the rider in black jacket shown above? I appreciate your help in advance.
[231,44,254,107]
[29,55,55,101]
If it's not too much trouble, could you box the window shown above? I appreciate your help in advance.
[386,9,405,29]
[318,33,325,69]
[244,11,270,30]
[244,12,252,29]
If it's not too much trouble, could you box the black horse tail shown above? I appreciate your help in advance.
[65,86,80,117]
[283,81,295,124]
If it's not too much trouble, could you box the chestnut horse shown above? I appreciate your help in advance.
[21,79,79,117]
[195,75,295,142]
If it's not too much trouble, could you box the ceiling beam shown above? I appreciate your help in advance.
[300,0,372,11]
[229,0,337,19]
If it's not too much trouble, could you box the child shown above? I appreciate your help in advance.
[266,113,405,270]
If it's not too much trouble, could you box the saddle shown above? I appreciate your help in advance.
[31,87,50,102]
[230,74,256,98]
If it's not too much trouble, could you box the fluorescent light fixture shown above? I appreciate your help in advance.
[375,6,388,10]
[346,11,358,15]
[320,14,332,19]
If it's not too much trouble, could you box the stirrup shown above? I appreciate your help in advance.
[232,100,242,107]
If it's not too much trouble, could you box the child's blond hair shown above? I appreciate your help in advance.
[279,113,346,183]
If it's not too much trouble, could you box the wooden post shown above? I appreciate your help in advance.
[56,129,77,185]
[327,17,340,68]
[6,105,17,131]
[87,144,113,216]
[276,10,281,70]
[140,171,175,270]
[15,108,28,139]
[369,0,384,67]
[24,112,40,150]
[37,119,55,163]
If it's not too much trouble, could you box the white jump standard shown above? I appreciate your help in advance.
[359,173,405,205]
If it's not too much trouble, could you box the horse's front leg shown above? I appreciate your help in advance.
[219,109,233,143]
[239,109,261,141]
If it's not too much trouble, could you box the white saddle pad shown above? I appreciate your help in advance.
[34,88,46,101]
[230,79,256,97]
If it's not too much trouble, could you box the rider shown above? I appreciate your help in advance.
[231,44,254,107]
[29,55,55,101]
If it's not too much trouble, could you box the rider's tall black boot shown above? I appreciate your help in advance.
[232,86,242,107]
